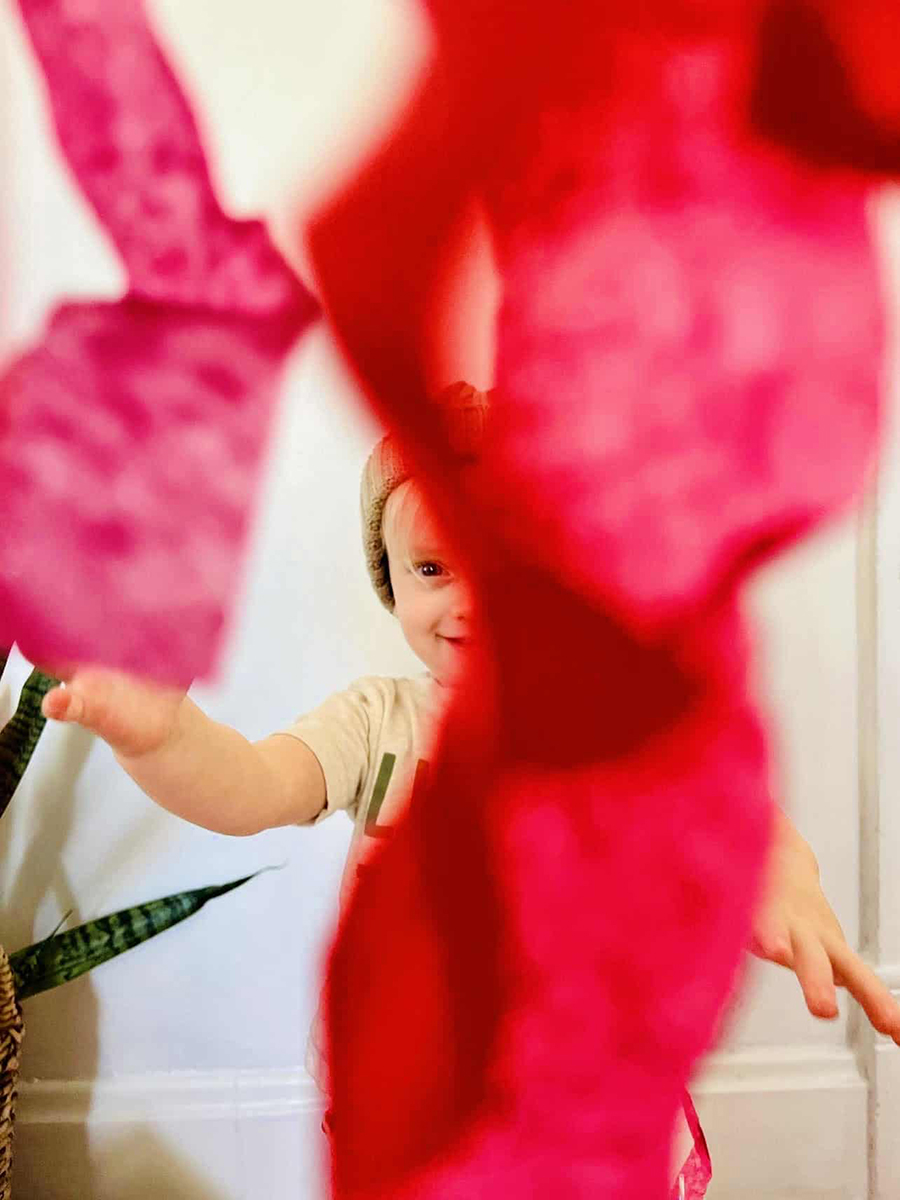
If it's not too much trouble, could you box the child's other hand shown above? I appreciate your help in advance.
[751,809,900,1045]
[41,667,186,760]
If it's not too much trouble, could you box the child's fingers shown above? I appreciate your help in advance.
[827,938,900,1044]
[42,682,96,730]
[749,913,794,968]
[41,685,78,722]
[41,668,184,756]
[790,926,839,1019]
[42,673,127,739]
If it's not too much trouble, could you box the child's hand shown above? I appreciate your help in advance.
[41,667,186,760]
[751,809,900,1044]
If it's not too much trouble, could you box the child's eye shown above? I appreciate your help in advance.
[414,561,446,579]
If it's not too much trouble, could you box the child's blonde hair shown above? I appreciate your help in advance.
[381,480,428,579]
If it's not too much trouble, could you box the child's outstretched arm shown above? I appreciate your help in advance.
[751,807,900,1044]
[41,668,326,835]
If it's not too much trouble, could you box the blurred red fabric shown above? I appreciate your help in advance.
[309,2,893,1197]
[0,0,317,682]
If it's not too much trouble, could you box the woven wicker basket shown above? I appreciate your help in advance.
[0,946,22,1200]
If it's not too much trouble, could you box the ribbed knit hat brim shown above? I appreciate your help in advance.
[360,381,489,611]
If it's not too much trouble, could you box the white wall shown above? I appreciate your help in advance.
[0,2,891,1197]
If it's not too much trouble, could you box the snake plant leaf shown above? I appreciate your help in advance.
[0,669,58,819]
[9,869,268,1000]
[0,647,9,684]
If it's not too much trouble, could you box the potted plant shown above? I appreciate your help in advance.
[0,650,266,1198]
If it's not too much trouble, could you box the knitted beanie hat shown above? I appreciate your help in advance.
[360,381,489,611]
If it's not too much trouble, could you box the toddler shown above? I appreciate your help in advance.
[41,381,900,1176]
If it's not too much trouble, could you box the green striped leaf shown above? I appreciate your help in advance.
[0,669,58,819]
[10,870,267,1000]
[0,648,9,685]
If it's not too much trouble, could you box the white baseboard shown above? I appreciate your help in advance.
[18,1066,322,1125]
[14,1069,327,1200]
[694,1046,868,1200]
[13,1048,869,1200]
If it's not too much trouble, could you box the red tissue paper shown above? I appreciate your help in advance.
[308,2,894,1197]
[0,0,317,681]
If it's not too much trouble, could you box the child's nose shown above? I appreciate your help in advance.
[449,581,474,622]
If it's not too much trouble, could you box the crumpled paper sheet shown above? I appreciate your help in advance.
[308,2,894,1197]
[0,0,318,681]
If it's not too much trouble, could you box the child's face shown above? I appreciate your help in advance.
[383,483,475,687]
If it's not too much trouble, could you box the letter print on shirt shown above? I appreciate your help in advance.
[364,755,431,840]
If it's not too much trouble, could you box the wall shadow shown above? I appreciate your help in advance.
[14,1124,228,1199]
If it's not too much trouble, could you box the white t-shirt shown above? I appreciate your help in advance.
[283,673,444,907]
[281,674,444,1091]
